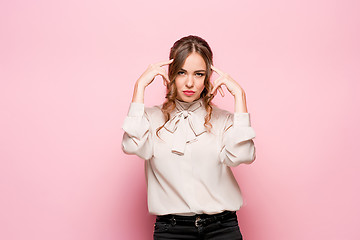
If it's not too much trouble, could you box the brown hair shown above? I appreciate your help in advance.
[156,35,214,137]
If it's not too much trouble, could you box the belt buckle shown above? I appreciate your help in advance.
[195,216,201,227]
[171,216,176,226]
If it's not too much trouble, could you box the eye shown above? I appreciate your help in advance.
[195,72,205,77]
[177,71,185,75]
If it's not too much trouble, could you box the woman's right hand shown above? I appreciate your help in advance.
[132,59,173,103]
[136,59,173,88]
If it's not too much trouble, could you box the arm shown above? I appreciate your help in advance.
[210,65,248,113]
[132,59,173,103]
[219,112,256,167]
[210,65,256,166]
[122,59,173,160]
[122,103,153,160]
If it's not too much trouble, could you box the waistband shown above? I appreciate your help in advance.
[156,211,236,227]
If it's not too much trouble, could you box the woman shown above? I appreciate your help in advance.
[122,35,256,240]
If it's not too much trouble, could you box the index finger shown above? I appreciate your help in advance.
[158,59,174,67]
[211,65,226,76]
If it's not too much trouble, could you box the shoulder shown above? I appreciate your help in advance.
[209,105,233,131]
[144,104,165,123]
[211,105,232,122]
[144,104,162,115]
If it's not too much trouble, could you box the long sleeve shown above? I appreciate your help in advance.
[122,102,153,160]
[121,99,256,215]
[219,112,256,167]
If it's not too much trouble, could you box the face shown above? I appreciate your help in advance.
[175,52,206,103]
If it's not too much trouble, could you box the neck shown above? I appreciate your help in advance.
[175,98,203,110]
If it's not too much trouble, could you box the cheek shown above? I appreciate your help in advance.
[175,77,187,92]
[196,79,205,90]
[174,78,182,88]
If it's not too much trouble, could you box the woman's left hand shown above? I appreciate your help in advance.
[210,65,244,97]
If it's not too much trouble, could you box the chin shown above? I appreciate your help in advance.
[179,95,200,103]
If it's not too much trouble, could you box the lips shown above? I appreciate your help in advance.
[183,90,195,96]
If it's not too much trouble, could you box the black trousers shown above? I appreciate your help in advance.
[153,211,243,240]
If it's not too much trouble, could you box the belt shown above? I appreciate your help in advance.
[156,211,236,227]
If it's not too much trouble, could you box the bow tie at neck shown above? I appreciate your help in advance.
[164,98,207,155]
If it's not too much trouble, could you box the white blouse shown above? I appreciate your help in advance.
[122,98,256,216]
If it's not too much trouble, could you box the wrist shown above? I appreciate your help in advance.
[233,89,245,99]
[135,81,146,91]
[234,91,247,113]
[132,82,146,103]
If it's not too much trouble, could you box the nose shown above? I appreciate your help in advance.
[185,75,194,88]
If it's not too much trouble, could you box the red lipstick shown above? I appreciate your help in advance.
[183,90,195,96]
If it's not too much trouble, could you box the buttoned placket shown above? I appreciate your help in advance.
[163,99,207,213]
[181,114,198,213]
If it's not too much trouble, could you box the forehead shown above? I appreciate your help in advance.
[182,52,206,71]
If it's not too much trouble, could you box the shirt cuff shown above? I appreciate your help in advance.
[233,112,251,127]
[127,102,145,117]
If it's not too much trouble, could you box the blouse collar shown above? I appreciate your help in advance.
[163,98,207,155]
[174,98,204,111]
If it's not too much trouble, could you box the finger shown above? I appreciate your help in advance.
[211,81,222,95]
[210,81,217,95]
[211,65,226,76]
[218,86,225,97]
[210,76,223,95]
[163,69,171,83]
[159,69,170,83]
[160,75,170,84]
[158,59,174,67]
[210,84,218,96]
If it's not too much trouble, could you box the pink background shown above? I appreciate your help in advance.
[1,0,359,239]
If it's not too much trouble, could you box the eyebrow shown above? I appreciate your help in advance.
[180,68,206,72]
